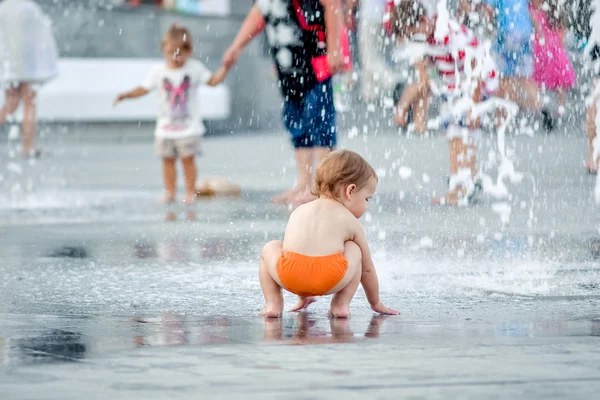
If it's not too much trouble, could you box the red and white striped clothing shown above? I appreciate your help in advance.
[427,18,498,95]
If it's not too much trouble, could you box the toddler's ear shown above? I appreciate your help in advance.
[346,184,357,197]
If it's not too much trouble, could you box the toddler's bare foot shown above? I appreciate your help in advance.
[261,302,283,318]
[182,192,196,205]
[587,159,598,174]
[289,296,317,312]
[160,194,176,204]
[329,303,351,319]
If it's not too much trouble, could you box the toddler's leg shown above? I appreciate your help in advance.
[181,155,197,204]
[327,241,362,318]
[162,157,177,203]
[20,84,37,157]
[259,240,285,317]
[0,87,21,125]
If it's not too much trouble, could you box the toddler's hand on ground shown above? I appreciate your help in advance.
[371,301,399,315]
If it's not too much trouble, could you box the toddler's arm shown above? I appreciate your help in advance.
[206,66,230,87]
[114,87,149,106]
[352,222,399,315]
[222,6,266,69]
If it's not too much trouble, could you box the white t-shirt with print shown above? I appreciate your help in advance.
[142,59,213,139]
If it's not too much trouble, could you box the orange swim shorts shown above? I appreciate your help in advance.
[276,252,348,297]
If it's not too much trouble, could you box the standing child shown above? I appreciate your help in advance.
[391,0,499,205]
[530,0,576,119]
[0,0,59,158]
[259,150,398,318]
[481,0,554,131]
[222,0,346,205]
[115,24,228,205]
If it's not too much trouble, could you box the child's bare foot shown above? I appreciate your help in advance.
[587,159,598,174]
[329,303,351,319]
[160,194,176,204]
[289,296,317,312]
[261,302,283,318]
[182,192,196,205]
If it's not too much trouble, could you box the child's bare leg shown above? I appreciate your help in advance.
[20,83,37,156]
[394,83,421,127]
[588,99,598,171]
[162,157,177,203]
[433,138,475,205]
[327,241,362,318]
[181,155,197,204]
[394,83,417,127]
[259,240,285,317]
[0,87,21,126]
[413,93,430,134]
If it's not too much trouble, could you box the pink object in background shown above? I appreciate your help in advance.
[531,9,576,90]
[311,29,352,82]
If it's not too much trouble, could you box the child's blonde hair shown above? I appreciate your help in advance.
[162,23,193,52]
[314,150,378,198]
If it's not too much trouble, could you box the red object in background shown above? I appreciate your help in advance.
[383,0,395,35]
[311,29,352,82]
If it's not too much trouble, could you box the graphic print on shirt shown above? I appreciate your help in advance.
[163,75,191,129]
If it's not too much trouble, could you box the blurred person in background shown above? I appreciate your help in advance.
[0,0,59,158]
[481,0,554,131]
[530,0,576,123]
[357,0,401,103]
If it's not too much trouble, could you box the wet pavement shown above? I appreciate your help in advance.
[1,126,600,398]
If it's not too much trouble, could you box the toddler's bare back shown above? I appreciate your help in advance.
[282,199,356,256]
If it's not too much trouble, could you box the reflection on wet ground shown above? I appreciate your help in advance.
[2,313,600,369]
